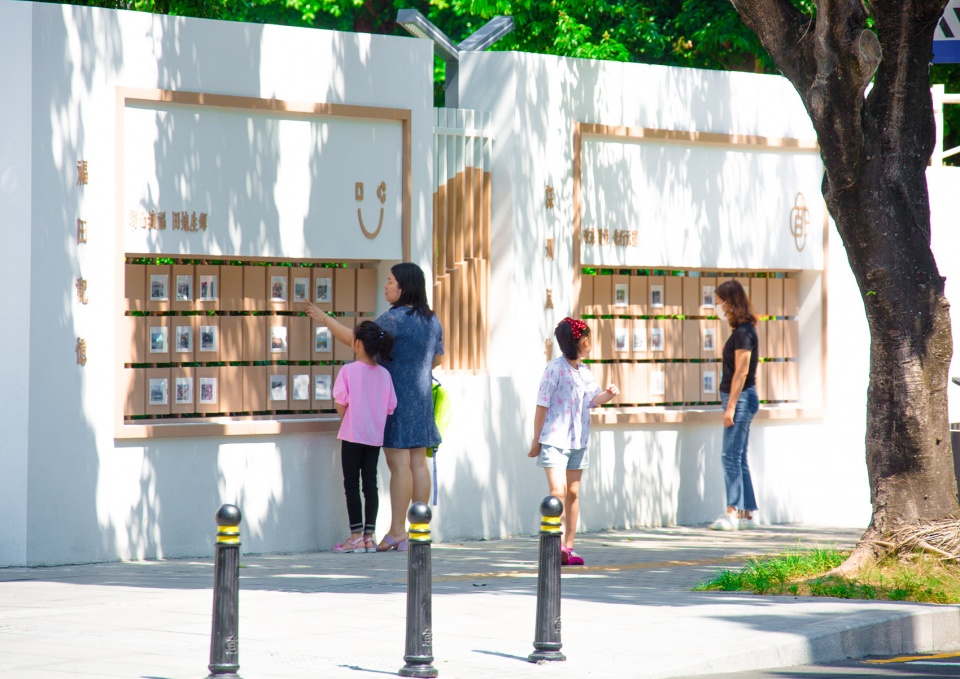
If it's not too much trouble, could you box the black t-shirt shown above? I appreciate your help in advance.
[719,322,758,393]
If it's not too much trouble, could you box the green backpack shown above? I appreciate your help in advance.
[430,378,452,457]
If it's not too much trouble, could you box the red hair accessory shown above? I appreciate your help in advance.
[561,317,587,339]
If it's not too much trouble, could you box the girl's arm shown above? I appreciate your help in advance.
[335,403,346,419]
[304,302,354,347]
[724,349,752,428]
[590,383,620,407]
[527,405,547,457]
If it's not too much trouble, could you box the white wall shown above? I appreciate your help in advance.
[0,0,33,566]
[452,50,874,534]
[14,1,960,565]
[8,0,434,566]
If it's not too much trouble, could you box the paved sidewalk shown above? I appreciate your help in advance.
[0,525,958,679]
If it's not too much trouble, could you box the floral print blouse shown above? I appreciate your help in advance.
[536,356,602,450]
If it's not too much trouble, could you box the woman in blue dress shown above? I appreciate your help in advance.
[307,263,444,551]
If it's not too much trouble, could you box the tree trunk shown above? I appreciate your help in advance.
[729,0,959,569]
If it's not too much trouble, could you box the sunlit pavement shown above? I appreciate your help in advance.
[0,525,958,679]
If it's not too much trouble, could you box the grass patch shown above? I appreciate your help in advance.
[693,548,960,603]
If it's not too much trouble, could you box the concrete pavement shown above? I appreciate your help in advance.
[0,525,958,679]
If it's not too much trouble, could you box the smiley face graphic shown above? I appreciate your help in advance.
[355,181,387,239]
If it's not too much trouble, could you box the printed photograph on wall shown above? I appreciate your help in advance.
[148,378,168,405]
[176,275,193,302]
[314,373,332,401]
[632,328,647,352]
[199,326,218,352]
[292,374,310,401]
[271,276,288,302]
[270,374,288,401]
[293,277,309,303]
[650,370,665,396]
[270,326,288,353]
[149,326,168,353]
[650,284,664,309]
[614,283,629,308]
[199,275,218,301]
[615,327,629,352]
[650,327,664,352]
[175,326,192,353]
[702,328,716,352]
[315,327,332,353]
[175,377,193,405]
[315,277,332,303]
[703,370,717,395]
[199,377,218,404]
[150,274,169,301]
[702,285,715,308]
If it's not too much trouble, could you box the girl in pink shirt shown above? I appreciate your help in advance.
[332,321,398,553]
[528,317,619,565]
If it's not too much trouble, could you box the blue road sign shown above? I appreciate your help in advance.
[934,0,960,63]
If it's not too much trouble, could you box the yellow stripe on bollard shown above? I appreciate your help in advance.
[217,525,240,544]
[540,516,562,533]
[409,524,431,542]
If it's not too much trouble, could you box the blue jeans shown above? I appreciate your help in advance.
[719,387,760,511]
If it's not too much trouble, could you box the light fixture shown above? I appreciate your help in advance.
[396,8,515,107]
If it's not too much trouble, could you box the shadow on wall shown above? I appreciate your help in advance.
[29,7,416,565]
[25,5,124,566]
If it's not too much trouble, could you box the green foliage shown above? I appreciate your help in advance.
[695,548,960,604]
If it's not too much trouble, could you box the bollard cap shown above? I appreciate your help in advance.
[540,496,563,517]
[216,504,242,526]
[407,502,432,524]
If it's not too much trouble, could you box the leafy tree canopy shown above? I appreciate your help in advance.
[46,0,959,157]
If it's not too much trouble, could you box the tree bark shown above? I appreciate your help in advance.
[729,0,959,569]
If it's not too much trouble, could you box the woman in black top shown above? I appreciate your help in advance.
[709,280,761,531]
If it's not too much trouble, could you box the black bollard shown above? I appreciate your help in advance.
[399,502,438,678]
[206,504,243,679]
[528,495,566,663]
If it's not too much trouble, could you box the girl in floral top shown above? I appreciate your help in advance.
[528,317,619,565]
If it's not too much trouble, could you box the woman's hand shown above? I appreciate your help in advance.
[303,301,328,324]
[723,409,735,428]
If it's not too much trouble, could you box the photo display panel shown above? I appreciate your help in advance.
[121,257,378,424]
[579,270,801,407]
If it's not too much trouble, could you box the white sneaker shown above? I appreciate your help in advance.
[709,513,740,531]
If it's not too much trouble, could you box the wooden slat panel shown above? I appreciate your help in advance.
[682,277,700,316]
[220,265,243,312]
[243,366,267,412]
[664,277,683,316]
[683,364,701,403]
[767,278,784,317]
[783,278,799,316]
[125,264,145,311]
[243,265,266,312]
[629,275,648,317]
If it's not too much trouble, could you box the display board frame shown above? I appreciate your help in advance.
[113,87,412,439]
[572,122,830,424]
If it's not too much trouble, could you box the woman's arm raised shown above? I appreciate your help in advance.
[304,302,354,347]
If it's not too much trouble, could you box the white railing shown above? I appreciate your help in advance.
[932,84,960,166]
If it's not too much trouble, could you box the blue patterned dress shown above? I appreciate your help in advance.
[375,307,444,449]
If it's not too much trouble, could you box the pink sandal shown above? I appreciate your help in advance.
[333,536,365,553]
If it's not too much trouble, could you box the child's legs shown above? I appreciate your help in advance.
[543,466,569,518]
[340,441,364,534]
[359,446,380,534]
[563,470,583,548]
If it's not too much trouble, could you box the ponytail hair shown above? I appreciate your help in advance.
[390,262,434,317]
[354,320,394,362]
